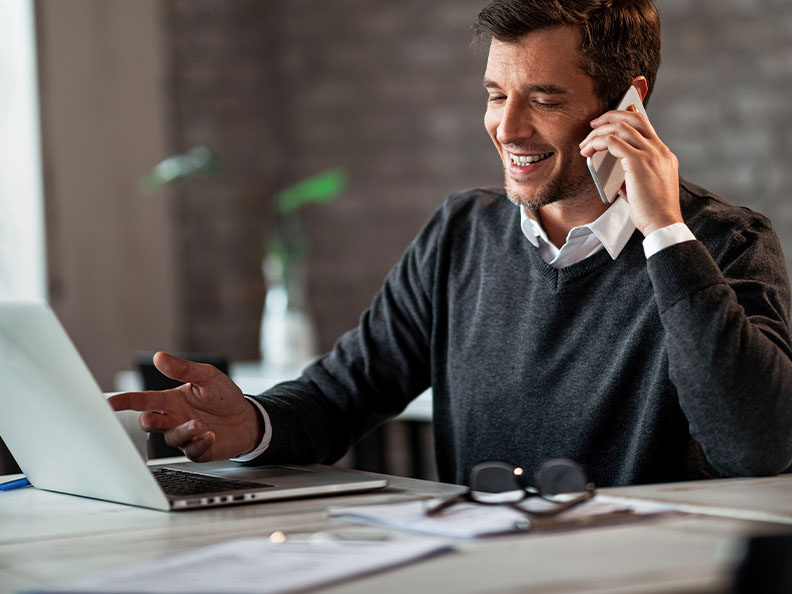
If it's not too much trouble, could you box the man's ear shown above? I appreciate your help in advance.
[632,76,649,101]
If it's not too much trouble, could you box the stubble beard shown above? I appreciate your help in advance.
[503,163,594,210]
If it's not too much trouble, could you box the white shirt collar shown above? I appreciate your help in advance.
[519,197,636,267]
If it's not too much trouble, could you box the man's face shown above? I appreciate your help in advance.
[483,27,602,209]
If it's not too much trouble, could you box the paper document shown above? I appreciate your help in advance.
[330,494,676,539]
[45,536,454,593]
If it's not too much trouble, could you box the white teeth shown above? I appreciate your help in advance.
[510,152,552,166]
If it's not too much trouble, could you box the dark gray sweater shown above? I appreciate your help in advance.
[252,180,792,487]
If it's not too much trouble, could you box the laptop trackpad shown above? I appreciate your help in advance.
[163,461,316,484]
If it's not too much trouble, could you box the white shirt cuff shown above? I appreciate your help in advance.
[642,222,696,259]
[230,396,272,462]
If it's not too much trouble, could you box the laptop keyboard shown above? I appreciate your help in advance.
[151,467,269,497]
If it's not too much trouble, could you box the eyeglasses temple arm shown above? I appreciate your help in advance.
[425,492,468,516]
[530,488,596,517]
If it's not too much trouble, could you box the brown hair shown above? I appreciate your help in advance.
[473,0,662,108]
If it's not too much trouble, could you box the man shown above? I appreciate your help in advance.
[110,0,792,487]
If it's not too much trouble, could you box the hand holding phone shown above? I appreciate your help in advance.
[586,85,649,205]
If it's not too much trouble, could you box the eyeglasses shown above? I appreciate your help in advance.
[426,458,595,519]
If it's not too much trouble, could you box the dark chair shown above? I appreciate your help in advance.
[731,533,792,594]
[0,438,20,475]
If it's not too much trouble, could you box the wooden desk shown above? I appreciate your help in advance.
[1,469,791,594]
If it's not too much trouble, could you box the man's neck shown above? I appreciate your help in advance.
[536,195,610,248]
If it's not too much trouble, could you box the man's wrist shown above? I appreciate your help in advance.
[231,397,272,462]
[642,222,696,259]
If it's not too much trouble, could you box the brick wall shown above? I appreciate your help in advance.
[160,0,792,360]
[654,1,792,264]
[161,0,496,358]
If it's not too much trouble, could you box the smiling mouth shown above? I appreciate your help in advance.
[509,152,553,166]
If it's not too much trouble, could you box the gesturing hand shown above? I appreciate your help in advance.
[107,352,263,462]
[579,103,683,236]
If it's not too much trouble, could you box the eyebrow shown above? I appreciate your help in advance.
[482,79,569,95]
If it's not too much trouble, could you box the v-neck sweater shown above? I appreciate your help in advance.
[251,180,792,487]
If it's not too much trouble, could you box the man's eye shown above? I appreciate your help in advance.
[535,101,560,110]
[487,95,506,103]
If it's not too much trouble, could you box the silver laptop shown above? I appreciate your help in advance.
[0,300,387,511]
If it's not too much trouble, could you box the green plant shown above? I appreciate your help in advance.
[266,168,348,295]
[140,149,348,302]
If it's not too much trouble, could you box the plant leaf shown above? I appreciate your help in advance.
[276,168,348,214]
[139,146,220,194]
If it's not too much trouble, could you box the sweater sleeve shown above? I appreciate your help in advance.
[647,220,792,477]
[243,204,444,466]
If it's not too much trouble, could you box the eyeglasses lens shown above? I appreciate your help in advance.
[535,458,588,495]
[469,461,527,503]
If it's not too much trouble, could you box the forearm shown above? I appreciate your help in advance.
[241,228,437,465]
[247,376,352,465]
[649,240,792,475]
[247,320,431,466]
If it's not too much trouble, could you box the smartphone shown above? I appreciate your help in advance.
[586,85,649,205]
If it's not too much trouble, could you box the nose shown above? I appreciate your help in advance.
[496,99,535,146]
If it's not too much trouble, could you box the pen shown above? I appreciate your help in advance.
[0,477,31,492]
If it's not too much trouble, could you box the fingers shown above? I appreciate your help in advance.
[183,432,215,462]
[590,105,655,135]
[163,419,201,447]
[139,410,175,432]
[580,122,647,159]
[141,417,214,461]
[138,413,214,461]
[579,129,638,160]
[153,351,223,386]
[107,390,170,413]
[160,419,215,461]
[580,107,656,157]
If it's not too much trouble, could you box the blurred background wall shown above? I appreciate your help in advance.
[37,0,497,391]
[37,0,179,389]
[5,0,788,432]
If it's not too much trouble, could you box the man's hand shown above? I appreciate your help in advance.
[579,104,683,236]
[107,352,263,462]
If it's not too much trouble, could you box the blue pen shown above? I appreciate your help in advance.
[0,477,31,492]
